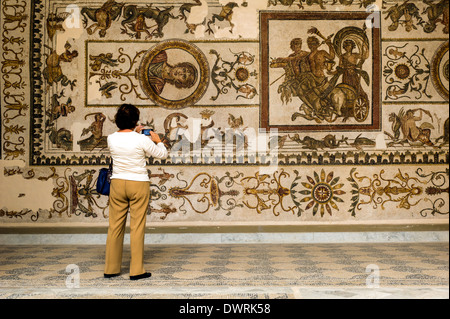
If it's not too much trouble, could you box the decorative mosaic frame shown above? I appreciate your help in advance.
[24,0,448,167]
[260,11,381,132]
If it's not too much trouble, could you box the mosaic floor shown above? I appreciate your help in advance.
[0,243,448,299]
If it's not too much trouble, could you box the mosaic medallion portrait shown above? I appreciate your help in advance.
[139,39,210,109]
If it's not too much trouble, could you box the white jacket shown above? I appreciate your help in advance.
[107,131,168,182]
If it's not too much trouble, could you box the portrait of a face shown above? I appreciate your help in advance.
[139,40,209,109]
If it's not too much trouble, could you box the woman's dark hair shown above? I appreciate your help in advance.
[114,104,140,130]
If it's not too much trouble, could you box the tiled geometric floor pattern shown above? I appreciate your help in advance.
[0,243,448,299]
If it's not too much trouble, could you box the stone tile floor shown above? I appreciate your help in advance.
[0,243,448,299]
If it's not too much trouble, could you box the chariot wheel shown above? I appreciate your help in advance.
[353,96,369,122]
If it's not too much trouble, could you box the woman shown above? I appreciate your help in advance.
[104,103,168,280]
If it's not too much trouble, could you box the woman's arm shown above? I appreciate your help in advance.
[142,133,168,159]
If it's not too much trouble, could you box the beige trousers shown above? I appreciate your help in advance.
[104,179,150,276]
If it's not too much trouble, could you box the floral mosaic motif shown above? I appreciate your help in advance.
[292,169,346,217]
[168,172,241,214]
[1,165,448,222]
[354,169,426,210]
[239,169,296,216]
[348,167,449,217]
[209,49,258,101]
[88,48,148,101]
[383,43,431,100]
[69,169,108,218]
[416,167,449,216]
[1,0,28,160]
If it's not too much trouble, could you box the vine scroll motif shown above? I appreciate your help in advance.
[88,47,148,101]
[1,0,28,160]
[168,172,240,214]
[348,168,448,217]
[383,43,431,100]
[416,168,449,216]
[238,169,296,217]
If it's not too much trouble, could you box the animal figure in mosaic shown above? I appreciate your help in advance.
[228,114,244,129]
[47,127,73,151]
[359,0,376,8]
[236,84,257,99]
[44,90,75,151]
[89,53,119,71]
[422,0,449,34]
[384,0,422,32]
[206,2,239,35]
[179,0,202,20]
[149,169,175,186]
[163,113,189,149]
[299,0,327,10]
[386,108,435,147]
[178,0,206,34]
[81,0,124,38]
[150,203,177,220]
[350,134,376,150]
[331,0,354,5]
[435,118,449,147]
[78,113,107,151]
[42,42,78,90]
[289,133,348,150]
[45,90,75,126]
[121,4,177,38]
[267,0,299,7]
[46,12,70,39]
[226,114,247,150]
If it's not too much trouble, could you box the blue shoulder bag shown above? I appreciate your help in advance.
[96,160,113,195]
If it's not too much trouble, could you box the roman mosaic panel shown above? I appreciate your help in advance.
[1,0,448,227]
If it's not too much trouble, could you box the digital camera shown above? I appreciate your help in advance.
[141,128,153,136]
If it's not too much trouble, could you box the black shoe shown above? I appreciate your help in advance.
[104,273,120,278]
[130,272,152,280]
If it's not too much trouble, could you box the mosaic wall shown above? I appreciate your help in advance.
[0,0,448,227]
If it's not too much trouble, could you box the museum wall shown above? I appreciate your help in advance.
[0,0,448,230]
